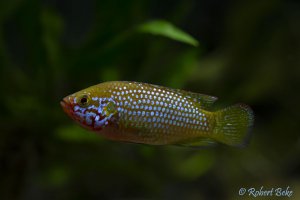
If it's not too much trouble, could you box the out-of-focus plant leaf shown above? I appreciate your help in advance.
[55,125,103,143]
[43,166,70,187]
[0,0,23,23]
[137,20,199,47]
[41,8,64,67]
[100,67,120,81]
[5,95,43,118]
[164,50,199,88]
[192,55,226,80]
[175,152,215,180]
[139,146,156,159]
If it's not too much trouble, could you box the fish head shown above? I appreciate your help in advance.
[60,86,118,132]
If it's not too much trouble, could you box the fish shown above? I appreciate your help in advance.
[60,81,254,147]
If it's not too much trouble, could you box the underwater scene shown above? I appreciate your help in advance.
[1,0,300,199]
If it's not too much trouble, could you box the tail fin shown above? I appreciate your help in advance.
[213,104,254,147]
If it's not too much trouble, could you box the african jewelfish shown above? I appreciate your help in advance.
[60,81,254,147]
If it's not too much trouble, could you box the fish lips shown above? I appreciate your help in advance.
[60,96,85,123]
[60,97,74,116]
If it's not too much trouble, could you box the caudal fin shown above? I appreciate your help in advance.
[213,104,254,147]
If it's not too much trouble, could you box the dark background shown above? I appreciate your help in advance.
[1,0,300,199]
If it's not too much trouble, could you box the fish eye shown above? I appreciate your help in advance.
[78,94,90,107]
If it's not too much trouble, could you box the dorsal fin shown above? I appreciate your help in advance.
[174,89,218,110]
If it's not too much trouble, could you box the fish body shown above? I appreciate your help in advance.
[61,81,254,147]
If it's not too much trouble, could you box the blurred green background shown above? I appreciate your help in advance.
[1,0,300,199]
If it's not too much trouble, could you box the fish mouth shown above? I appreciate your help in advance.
[60,99,66,108]
[60,97,72,114]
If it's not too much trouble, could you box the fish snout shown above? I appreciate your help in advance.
[60,97,73,113]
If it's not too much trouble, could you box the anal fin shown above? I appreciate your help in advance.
[175,137,217,147]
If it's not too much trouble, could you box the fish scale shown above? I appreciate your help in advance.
[61,81,254,147]
[110,82,211,142]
